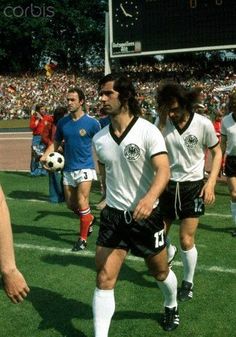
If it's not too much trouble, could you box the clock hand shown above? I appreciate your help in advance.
[120,3,133,17]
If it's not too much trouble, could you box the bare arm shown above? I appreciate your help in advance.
[200,144,222,204]
[133,153,170,221]
[0,186,30,303]
[40,140,60,162]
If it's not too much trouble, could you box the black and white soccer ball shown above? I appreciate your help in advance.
[46,152,65,171]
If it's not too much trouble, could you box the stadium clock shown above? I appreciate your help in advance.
[114,1,140,28]
[110,0,236,57]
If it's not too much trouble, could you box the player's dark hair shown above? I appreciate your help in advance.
[156,82,197,131]
[99,73,141,116]
[68,87,85,102]
[156,82,196,112]
[35,103,45,112]
[53,106,67,125]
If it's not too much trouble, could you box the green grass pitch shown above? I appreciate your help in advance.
[0,171,235,337]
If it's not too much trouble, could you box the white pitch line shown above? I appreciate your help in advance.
[14,243,236,275]
[6,197,48,203]
[5,197,232,218]
[205,212,231,218]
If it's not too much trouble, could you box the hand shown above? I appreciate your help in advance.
[2,269,30,304]
[133,195,155,221]
[39,155,51,171]
[200,181,215,205]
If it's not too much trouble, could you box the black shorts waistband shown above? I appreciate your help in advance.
[106,205,133,212]
[169,179,203,185]
[105,205,133,224]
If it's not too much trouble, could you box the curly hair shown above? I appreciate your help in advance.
[156,82,198,130]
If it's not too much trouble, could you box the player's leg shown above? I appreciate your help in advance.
[63,183,77,210]
[72,169,97,250]
[63,183,81,248]
[146,250,179,331]
[178,217,198,301]
[93,246,127,337]
[159,184,178,265]
[73,179,95,247]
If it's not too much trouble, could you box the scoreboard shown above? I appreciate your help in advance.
[109,0,236,57]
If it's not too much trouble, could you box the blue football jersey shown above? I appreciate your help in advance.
[55,114,100,171]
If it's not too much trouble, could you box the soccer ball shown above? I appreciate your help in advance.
[46,152,65,171]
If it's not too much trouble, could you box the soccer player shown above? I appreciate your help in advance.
[41,87,100,251]
[156,82,222,301]
[0,185,30,303]
[92,73,179,336]
[221,91,236,237]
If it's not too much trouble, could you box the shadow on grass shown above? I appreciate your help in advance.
[9,190,48,201]
[198,222,234,234]
[114,310,163,330]
[27,286,89,337]
[4,171,31,177]
[12,223,75,244]
[41,253,157,289]
[33,210,75,221]
[27,286,163,337]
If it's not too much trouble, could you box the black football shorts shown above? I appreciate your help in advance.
[225,155,236,177]
[96,205,166,258]
[159,179,205,220]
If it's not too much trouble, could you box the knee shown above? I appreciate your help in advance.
[96,270,116,290]
[180,235,194,251]
[77,195,89,208]
[152,269,169,282]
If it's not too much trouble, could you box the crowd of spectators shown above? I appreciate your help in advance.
[0,59,235,121]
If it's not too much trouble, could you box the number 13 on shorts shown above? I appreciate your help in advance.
[154,229,165,248]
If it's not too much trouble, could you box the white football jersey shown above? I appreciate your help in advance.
[93,117,167,211]
[221,113,236,156]
[161,113,219,181]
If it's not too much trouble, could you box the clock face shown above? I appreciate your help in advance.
[115,1,140,28]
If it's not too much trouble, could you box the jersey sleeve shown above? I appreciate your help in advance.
[146,124,167,158]
[204,118,219,148]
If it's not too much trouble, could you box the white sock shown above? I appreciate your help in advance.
[166,237,176,262]
[230,201,236,226]
[157,269,178,308]
[180,245,198,284]
[93,288,115,337]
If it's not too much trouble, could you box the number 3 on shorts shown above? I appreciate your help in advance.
[154,229,165,248]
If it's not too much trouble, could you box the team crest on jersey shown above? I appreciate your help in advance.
[184,134,198,149]
[124,143,140,161]
[79,129,87,136]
